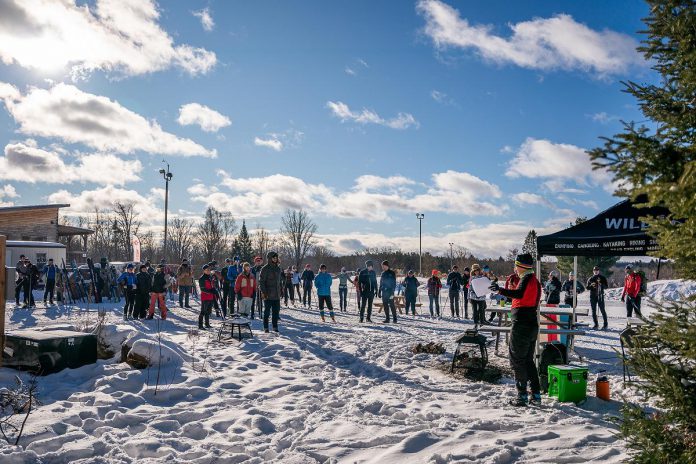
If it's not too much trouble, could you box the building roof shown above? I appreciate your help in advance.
[57,224,94,236]
[7,240,67,248]
[0,204,70,213]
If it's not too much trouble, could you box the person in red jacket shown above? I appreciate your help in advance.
[621,265,643,318]
[490,253,542,407]
[198,264,217,329]
[234,262,256,318]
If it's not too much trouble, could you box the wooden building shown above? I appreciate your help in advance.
[0,204,93,263]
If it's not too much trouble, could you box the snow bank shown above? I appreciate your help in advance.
[605,279,696,302]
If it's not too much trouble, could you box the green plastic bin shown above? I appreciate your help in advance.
[547,365,588,403]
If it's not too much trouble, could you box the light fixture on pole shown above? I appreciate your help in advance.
[159,162,173,263]
[416,213,424,276]
[449,242,454,270]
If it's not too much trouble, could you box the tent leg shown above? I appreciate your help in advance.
[534,259,542,368]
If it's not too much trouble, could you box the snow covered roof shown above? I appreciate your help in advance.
[7,240,66,248]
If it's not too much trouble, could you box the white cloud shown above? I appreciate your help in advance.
[344,58,369,76]
[417,0,642,77]
[506,138,595,180]
[193,8,215,31]
[189,171,505,221]
[46,185,163,223]
[0,140,142,185]
[326,101,419,130]
[0,0,216,78]
[177,103,231,132]
[254,137,283,151]
[430,89,455,105]
[589,112,619,124]
[0,184,19,207]
[0,83,216,157]
[317,221,543,259]
[511,192,553,208]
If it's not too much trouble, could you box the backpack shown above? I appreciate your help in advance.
[636,270,648,296]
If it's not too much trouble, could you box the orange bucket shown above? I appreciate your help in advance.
[596,378,610,401]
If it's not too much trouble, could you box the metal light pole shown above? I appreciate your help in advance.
[449,242,454,270]
[416,213,424,276]
[159,162,173,263]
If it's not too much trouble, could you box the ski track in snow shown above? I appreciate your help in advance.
[5,280,689,463]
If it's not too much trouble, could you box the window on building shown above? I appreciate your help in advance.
[36,253,47,269]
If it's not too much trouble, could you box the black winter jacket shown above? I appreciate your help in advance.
[152,272,167,293]
[136,271,152,294]
[259,263,283,300]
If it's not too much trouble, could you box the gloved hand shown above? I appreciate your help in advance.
[621,296,625,302]
[488,282,500,292]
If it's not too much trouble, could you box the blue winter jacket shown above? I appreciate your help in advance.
[117,272,137,288]
[379,269,397,297]
[314,272,333,296]
[227,264,242,284]
[43,264,57,280]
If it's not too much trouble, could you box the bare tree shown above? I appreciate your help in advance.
[112,202,140,260]
[280,209,317,268]
[252,225,274,261]
[196,206,236,263]
[86,208,118,260]
[139,231,158,262]
[168,218,195,262]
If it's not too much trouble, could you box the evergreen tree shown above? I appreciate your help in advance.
[233,220,254,264]
[522,230,538,261]
[589,1,696,461]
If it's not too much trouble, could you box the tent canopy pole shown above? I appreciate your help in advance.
[573,256,578,322]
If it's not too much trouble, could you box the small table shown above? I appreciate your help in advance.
[218,317,253,341]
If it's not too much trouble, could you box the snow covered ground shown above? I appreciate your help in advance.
[0,279,692,463]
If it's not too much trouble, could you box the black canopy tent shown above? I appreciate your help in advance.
[534,196,668,331]
[537,197,667,258]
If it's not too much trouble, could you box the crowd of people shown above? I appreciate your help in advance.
[14,252,646,337]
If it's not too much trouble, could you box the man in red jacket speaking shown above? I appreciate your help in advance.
[489,253,542,407]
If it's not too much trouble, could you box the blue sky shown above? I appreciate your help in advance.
[0,0,654,257]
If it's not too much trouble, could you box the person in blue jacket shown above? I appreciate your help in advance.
[378,260,397,323]
[42,258,58,305]
[401,270,420,316]
[358,260,378,323]
[314,264,335,322]
[226,256,242,315]
[117,263,138,320]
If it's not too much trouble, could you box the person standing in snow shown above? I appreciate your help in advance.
[198,264,216,329]
[226,256,242,315]
[117,263,138,320]
[426,270,442,319]
[586,266,608,329]
[251,256,264,319]
[176,259,193,308]
[621,265,643,318]
[291,265,301,301]
[314,264,335,322]
[489,253,542,407]
[147,264,168,320]
[221,258,232,313]
[14,255,30,308]
[358,261,378,323]
[561,272,585,307]
[234,262,256,318]
[469,264,488,325]
[446,265,463,318]
[135,264,152,319]
[401,270,420,316]
[378,260,398,323]
[461,267,471,318]
[544,272,562,305]
[283,266,295,307]
[337,267,352,312]
[42,258,58,305]
[259,251,283,333]
[301,264,315,308]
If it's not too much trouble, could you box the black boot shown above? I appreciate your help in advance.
[205,314,211,328]
[198,314,204,329]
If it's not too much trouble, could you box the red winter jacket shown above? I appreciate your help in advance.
[234,272,256,298]
[498,272,541,324]
[505,273,520,290]
[622,273,642,299]
[199,274,216,302]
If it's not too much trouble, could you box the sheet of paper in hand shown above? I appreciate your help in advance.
[471,277,492,298]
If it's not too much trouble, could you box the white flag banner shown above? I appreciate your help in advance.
[132,236,141,263]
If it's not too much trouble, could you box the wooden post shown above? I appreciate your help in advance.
[0,235,6,368]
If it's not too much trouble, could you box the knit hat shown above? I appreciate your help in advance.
[471,263,481,272]
[254,256,262,263]
[320,264,326,269]
[202,264,210,270]
[381,260,389,267]
[365,260,374,268]
[234,256,240,261]
[514,253,534,269]
[126,263,134,269]
[408,269,414,274]
[463,267,470,272]
[267,251,278,260]
[431,269,439,276]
